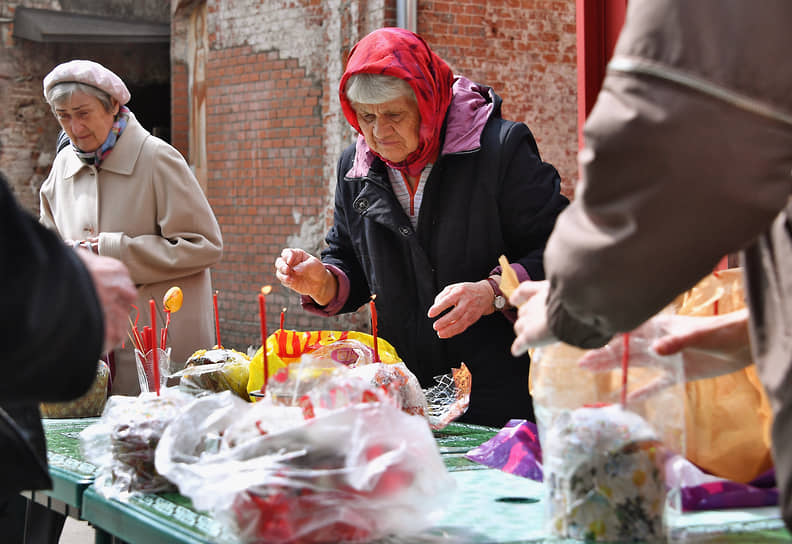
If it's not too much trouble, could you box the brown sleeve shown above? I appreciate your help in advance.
[545,71,792,347]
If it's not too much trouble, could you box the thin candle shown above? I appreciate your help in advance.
[162,286,183,349]
[370,294,379,363]
[620,332,630,407]
[280,307,286,331]
[259,285,272,394]
[150,299,160,396]
[213,290,222,348]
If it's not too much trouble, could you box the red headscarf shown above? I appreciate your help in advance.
[339,28,454,178]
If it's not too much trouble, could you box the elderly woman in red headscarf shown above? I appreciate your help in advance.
[276,28,568,426]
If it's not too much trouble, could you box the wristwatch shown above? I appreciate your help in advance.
[486,277,507,311]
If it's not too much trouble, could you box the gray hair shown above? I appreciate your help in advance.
[46,82,115,113]
[344,74,416,105]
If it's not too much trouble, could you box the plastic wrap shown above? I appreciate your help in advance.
[174,347,252,400]
[531,334,685,542]
[423,363,471,430]
[266,350,428,418]
[156,390,455,544]
[79,388,195,500]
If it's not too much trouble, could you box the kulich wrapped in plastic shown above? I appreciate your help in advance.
[79,388,195,500]
[175,347,252,400]
[155,390,455,544]
[544,405,665,541]
[40,359,109,418]
[531,336,685,542]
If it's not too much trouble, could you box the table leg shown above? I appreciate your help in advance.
[94,527,114,544]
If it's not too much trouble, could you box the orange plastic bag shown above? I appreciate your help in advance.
[674,268,773,483]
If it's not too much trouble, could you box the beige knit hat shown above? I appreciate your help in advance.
[43,60,131,105]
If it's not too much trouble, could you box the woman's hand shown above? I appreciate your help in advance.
[428,280,494,339]
[274,248,337,305]
[510,280,557,355]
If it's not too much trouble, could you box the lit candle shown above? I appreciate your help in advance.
[370,294,379,363]
[280,307,286,331]
[259,286,272,394]
[213,290,222,348]
[150,299,160,396]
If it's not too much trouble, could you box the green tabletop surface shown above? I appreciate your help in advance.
[82,487,235,544]
[42,416,792,543]
[434,421,499,472]
[38,417,99,508]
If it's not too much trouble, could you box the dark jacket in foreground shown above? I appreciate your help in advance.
[320,87,568,427]
[0,173,103,496]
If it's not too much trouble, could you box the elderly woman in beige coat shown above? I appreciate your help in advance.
[39,60,223,395]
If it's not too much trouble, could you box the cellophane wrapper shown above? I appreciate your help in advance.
[155,390,455,544]
[531,335,685,542]
[174,348,252,400]
[79,388,195,500]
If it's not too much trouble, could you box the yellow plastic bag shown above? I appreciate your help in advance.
[247,330,401,399]
[673,268,773,483]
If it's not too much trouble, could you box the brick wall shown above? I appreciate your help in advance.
[203,45,335,347]
[170,61,189,158]
[418,0,578,196]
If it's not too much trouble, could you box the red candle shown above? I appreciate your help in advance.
[370,294,379,363]
[280,307,286,331]
[213,290,222,348]
[620,332,630,406]
[150,299,160,396]
[259,286,272,394]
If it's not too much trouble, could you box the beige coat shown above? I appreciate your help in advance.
[40,113,223,395]
[542,0,792,528]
